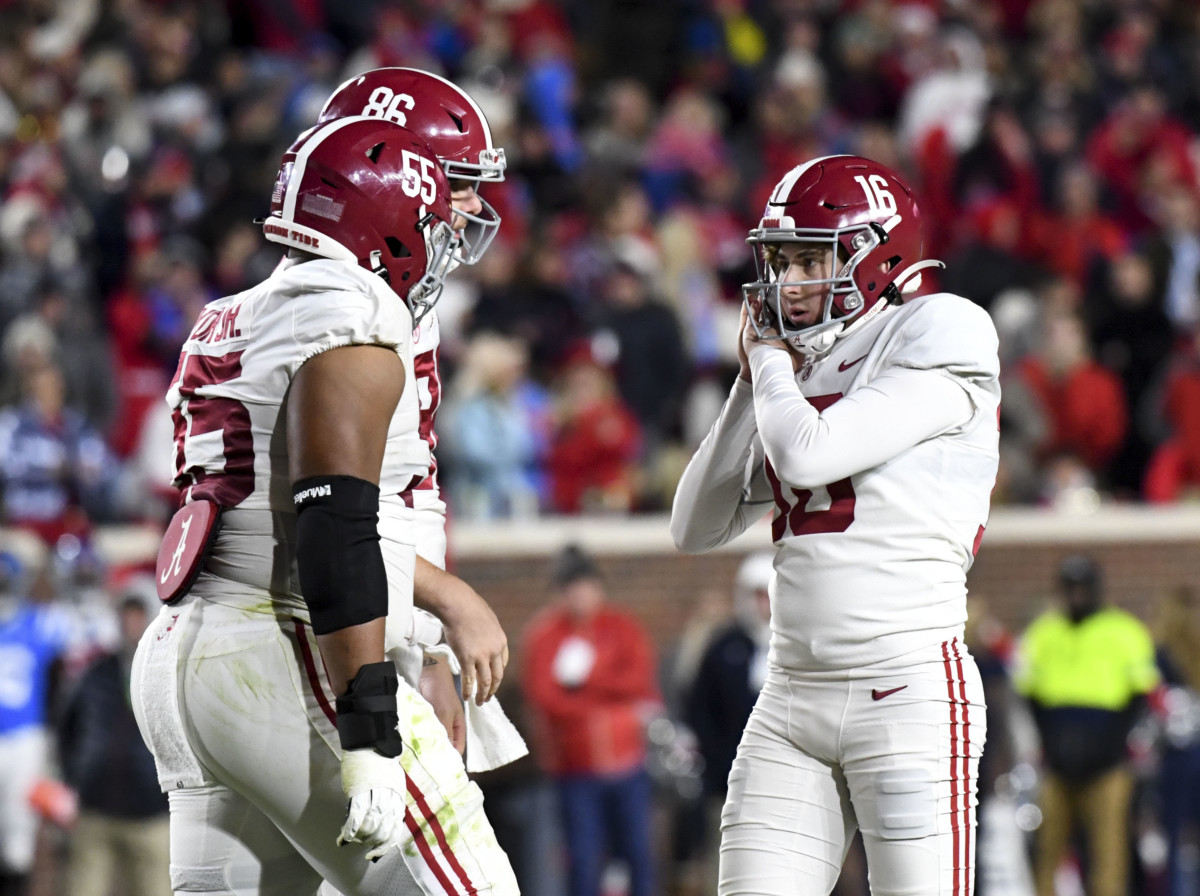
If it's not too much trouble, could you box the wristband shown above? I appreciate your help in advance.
[335,662,404,758]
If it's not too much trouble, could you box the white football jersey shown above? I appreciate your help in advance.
[168,256,429,509]
[260,251,447,565]
[672,293,1000,672]
[166,257,429,623]
[407,311,449,567]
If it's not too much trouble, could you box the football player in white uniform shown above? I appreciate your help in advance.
[131,117,519,896]
[317,69,510,730]
[671,155,1000,896]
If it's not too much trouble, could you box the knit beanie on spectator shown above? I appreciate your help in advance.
[550,543,601,588]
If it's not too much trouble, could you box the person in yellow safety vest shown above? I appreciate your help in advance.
[1014,554,1161,896]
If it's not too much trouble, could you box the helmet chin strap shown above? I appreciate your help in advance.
[893,259,945,294]
[797,255,944,356]
[792,287,894,357]
[369,249,390,283]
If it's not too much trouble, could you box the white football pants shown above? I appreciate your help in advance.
[131,582,518,896]
[720,638,986,896]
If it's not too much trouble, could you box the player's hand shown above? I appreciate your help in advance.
[439,576,509,707]
[337,748,410,861]
[742,295,803,374]
[419,654,466,754]
[741,295,783,359]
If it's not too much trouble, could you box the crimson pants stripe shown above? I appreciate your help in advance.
[296,620,337,724]
[294,621,470,895]
[407,777,480,895]
[942,640,962,896]
[404,810,463,895]
[951,638,973,894]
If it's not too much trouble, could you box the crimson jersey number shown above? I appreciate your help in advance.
[765,392,856,540]
[411,347,440,490]
[170,349,254,507]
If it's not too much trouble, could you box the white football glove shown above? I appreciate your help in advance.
[337,748,410,861]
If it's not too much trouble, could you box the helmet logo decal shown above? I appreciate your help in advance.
[362,86,415,125]
[853,174,897,216]
[301,193,345,221]
[271,162,292,205]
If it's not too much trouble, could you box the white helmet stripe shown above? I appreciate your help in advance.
[282,116,368,221]
[768,154,851,206]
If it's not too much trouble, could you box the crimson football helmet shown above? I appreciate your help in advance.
[744,155,943,356]
[263,116,458,325]
[319,68,505,266]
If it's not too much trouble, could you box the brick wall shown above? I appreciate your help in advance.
[7,506,1199,666]
[455,524,1200,671]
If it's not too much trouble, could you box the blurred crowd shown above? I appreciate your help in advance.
[0,0,1198,544]
[0,543,166,896]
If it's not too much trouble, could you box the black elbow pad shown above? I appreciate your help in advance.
[293,475,388,635]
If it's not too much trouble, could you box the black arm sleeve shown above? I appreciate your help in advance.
[292,475,389,635]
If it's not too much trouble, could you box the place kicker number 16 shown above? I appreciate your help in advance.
[853,174,897,217]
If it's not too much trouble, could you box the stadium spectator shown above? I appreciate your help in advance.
[0,172,89,333]
[941,199,1047,313]
[466,232,588,379]
[1143,325,1200,502]
[592,251,691,452]
[641,87,734,213]
[683,551,773,896]
[1086,250,1175,497]
[1150,584,1200,896]
[522,544,661,896]
[57,591,169,896]
[1032,160,1127,289]
[545,345,643,514]
[440,333,546,520]
[0,358,119,539]
[1143,186,1200,335]
[0,551,75,896]
[1012,304,1129,493]
[582,78,654,174]
[8,288,116,436]
[1014,554,1160,896]
[1085,81,1198,235]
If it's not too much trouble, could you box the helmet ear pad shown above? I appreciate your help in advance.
[834,227,909,312]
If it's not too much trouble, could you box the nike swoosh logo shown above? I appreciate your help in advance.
[839,353,869,372]
[871,685,908,701]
